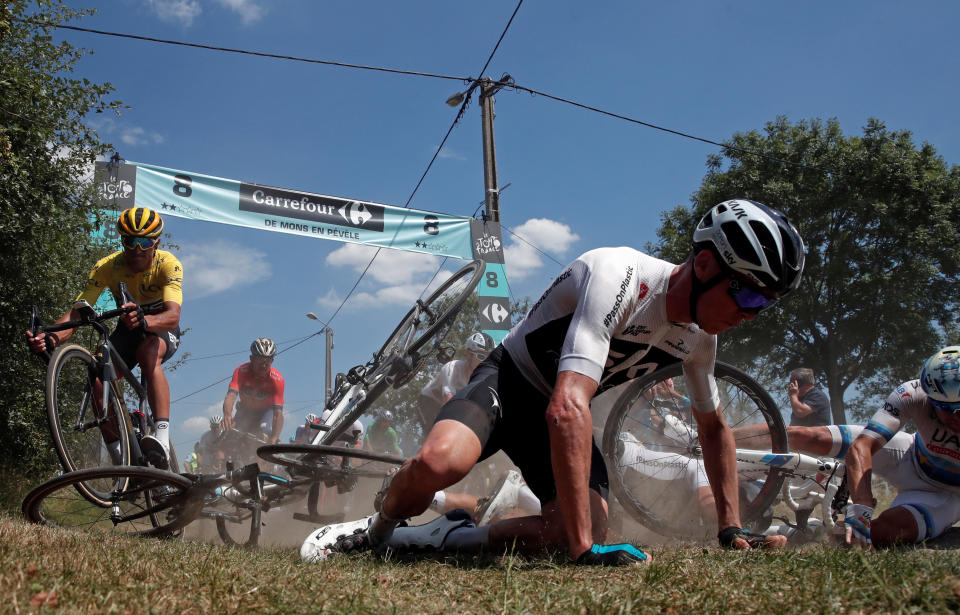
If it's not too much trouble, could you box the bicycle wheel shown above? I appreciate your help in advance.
[601,362,787,540]
[45,344,131,505]
[376,259,484,387]
[22,466,198,537]
[257,444,404,478]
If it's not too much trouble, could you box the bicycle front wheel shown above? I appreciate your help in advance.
[257,444,404,478]
[601,362,787,540]
[376,259,484,386]
[22,466,197,537]
[46,344,131,504]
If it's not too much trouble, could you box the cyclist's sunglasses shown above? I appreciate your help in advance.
[727,277,780,314]
[930,398,960,415]
[469,350,488,361]
[121,235,159,251]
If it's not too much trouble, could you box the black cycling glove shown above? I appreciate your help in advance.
[575,543,649,566]
[718,526,768,549]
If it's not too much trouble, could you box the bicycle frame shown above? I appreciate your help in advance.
[35,294,159,468]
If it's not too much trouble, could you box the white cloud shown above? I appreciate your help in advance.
[119,126,166,147]
[438,146,466,161]
[214,0,266,24]
[179,239,272,298]
[90,117,165,149]
[320,244,456,308]
[146,0,202,26]
[326,244,442,285]
[181,402,221,437]
[503,218,580,280]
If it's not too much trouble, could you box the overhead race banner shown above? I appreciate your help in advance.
[94,160,513,343]
[94,160,474,259]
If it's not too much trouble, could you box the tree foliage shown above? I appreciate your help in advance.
[0,0,120,504]
[650,117,960,423]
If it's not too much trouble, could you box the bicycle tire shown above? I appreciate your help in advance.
[213,504,262,548]
[257,444,404,478]
[22,465,198,537]
[601,362,787,540]
[376,259,484,387]
[45,344,131,505]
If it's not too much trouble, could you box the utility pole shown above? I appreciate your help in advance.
[306,312,334,406]
[324,327,334,404]
[479,75,512,223]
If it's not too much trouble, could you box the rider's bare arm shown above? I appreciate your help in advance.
[270,406,283,444]
[844,434,883,506]
[694,408,741,531]
[222,390,239,431]
[24,305,87,352]
[546,370,599,560]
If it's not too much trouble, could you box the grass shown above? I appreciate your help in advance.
[3,514,960,614]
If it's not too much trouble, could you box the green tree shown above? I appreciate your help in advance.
[650,117,960,423]
[0,1,120,505]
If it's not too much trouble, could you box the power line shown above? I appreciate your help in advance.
[508,83,816,170]
[26,17,816,169]
[17,18,469,82]
[315,0,525,328]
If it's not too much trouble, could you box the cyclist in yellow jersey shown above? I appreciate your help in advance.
[26,207,183,469]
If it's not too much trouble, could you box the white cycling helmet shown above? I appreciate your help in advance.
[693,199,805,295]
[465,331,495,355]
[209,415,223,428]
[380,410,394,422]
[921,346,960,413]
[250,337,278,358]
[305,413,320,424]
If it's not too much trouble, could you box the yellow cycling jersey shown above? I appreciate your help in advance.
[76,249,183,309]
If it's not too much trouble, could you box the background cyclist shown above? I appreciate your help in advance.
[364,410,403,457]
[222,337,285,447]
[419,332,495,429]
[195,415,225,472]
[25,206,183,469]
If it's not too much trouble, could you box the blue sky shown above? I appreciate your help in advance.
[54,0,960,452]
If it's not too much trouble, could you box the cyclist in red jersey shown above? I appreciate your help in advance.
[222,338,285,444]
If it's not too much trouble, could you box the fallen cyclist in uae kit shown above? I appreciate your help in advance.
[840,346,960,547]
[302,199,805,565]
[24,206,182,468]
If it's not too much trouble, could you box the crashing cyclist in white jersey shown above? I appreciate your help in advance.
[303,199,805,564]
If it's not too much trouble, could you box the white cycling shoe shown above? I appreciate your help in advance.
[301,515,376,562]
[476,470,524,526]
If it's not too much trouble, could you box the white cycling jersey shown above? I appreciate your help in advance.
[420,359,473,406]
[320,409,364,444]
[501,247,720,412]
[861,379,960,493]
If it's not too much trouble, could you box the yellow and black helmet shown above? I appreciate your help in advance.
[116,206,163,238]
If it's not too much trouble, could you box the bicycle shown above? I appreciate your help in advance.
[21,462,262,539]
[600,362,847,540]
[257,258,484,523]
[29,282,179,507]
[22,259,484,545]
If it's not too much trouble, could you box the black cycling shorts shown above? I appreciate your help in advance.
[109,323,181,371]
[436,346,609,505]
